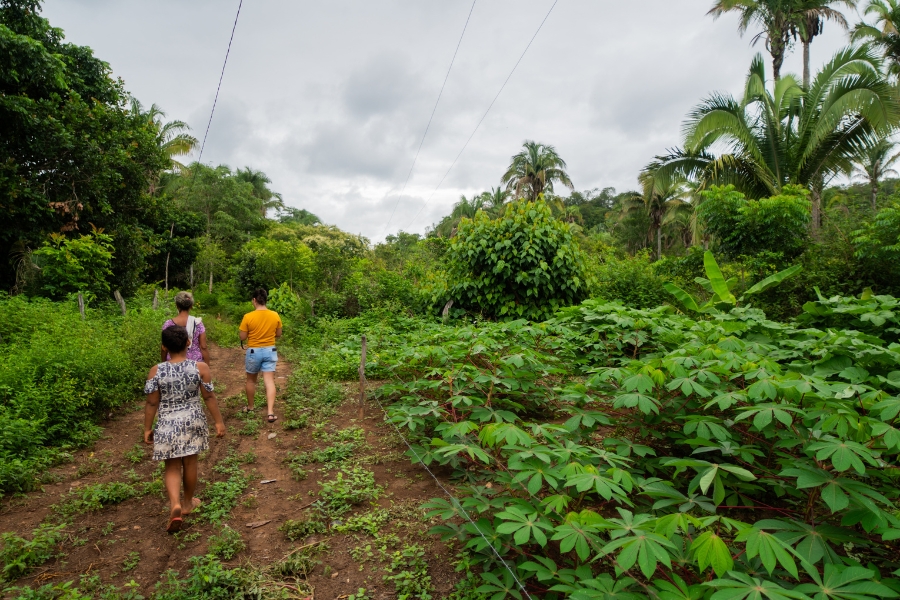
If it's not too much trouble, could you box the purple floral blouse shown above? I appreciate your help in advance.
[163,318,206,362]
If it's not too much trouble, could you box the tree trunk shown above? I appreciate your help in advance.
[656,226,662,262]
[803,41,811,89]
[208,269,213,294]
[810,185,822,238]
[872,180,879,212]
[164,221,175,298]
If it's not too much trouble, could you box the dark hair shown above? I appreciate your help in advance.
[174,291,194,312]
[162,325,189,353]
[252,288,268,305]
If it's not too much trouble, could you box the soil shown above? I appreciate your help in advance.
[0,343,461,599]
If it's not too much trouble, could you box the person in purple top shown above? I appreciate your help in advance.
[161,291,210,364]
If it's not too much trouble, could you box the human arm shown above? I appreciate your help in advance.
[199,329,210,364]
[197,362,226,438]
[239,314,249,342]
[275,327,282,339]
[144,365,160,444]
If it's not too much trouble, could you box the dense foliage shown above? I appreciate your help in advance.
[446,200,588,321]
[370,295,900,599]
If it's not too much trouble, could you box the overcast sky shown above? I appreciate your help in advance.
[42,0,856,241]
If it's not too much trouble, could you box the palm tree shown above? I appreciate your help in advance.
[633,170,692,261]
[479,186,511,215]
[708,0,795,81]
[851,0,900,76]
[130,99,197,170]
[851,138,900,210]
[235,167,284,217]
[130,98,198,194]
[790,0,855,87]
[647,46,899,233]
[431,194,486,238]
[501,141,574,200]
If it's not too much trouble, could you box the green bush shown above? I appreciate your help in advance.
[587,249,671,308]
[32,231,115,302]
[445,199,588,320]
[1,524,65,582]
[0,296,158,494]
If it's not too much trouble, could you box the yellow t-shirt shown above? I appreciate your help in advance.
[239,309,283,347]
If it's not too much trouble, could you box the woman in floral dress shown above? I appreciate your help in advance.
[144,325,226,533]
[161,291,209,364]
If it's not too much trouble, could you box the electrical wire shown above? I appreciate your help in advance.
[196,0,244,165]
[405,0,559,231]
[382,0,478,237]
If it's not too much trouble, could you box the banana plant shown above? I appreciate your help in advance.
[664,251,801,313]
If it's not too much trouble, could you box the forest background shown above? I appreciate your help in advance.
[7,0,900,598]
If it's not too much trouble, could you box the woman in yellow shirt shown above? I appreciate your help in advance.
[239,289,283,422]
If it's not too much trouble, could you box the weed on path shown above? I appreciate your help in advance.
[0,343,460,598]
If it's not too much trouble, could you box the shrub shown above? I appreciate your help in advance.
[1,524,66,582]
[445,199,588,320]
[0,297,158,494]
[32,231,115,302]
[587,249,671,308]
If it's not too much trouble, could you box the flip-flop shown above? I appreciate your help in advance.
[241,406,253,413]
[166,517,183,534]
[267,414,278,423]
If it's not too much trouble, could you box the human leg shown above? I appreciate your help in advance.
[163,458,183,530]
[262,371,276,418]
[245,372,258,410]
[181,454,201,515]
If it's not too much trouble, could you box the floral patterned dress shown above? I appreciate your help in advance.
[144,360,214,461]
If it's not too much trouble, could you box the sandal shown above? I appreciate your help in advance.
[267,414,278,423]
[241,406,253,414]
[166,506,183,534]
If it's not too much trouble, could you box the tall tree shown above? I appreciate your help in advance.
[634,170,692,260]
[129,98,197,193]
[431,194,486,238]
[235,167,283,217]
[851,137,900,210]
[0,0,168,293]
[851,0,900,76]
[501,141,573,200]
[647,47,899,233]
[790,0,855,87]
[708,0,795,80]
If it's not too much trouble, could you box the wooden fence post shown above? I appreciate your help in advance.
[358,335,367,419]
[114,290,126,315]
[152,288,159,310]
[77,293,85,320]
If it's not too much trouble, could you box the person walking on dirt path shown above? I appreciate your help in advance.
[144,325,226,533]
[161,291,210,365]
[239,288,282,423]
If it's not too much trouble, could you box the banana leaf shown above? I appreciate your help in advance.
[703,251,736,304]
[664,282,700,312]
[742,264,802,297]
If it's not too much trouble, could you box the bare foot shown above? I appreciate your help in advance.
[182,497,202,516]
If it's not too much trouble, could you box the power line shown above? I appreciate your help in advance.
[406,0,559,231]
[382,0,478,236]
[196,0,244,165]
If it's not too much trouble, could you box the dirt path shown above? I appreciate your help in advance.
[0,343,459,599]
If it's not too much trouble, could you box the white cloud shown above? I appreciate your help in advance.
[42,0,858,240]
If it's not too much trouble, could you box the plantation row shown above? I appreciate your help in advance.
[344,292,900,598]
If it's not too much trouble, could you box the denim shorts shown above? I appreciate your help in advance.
[245,346,277,374]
